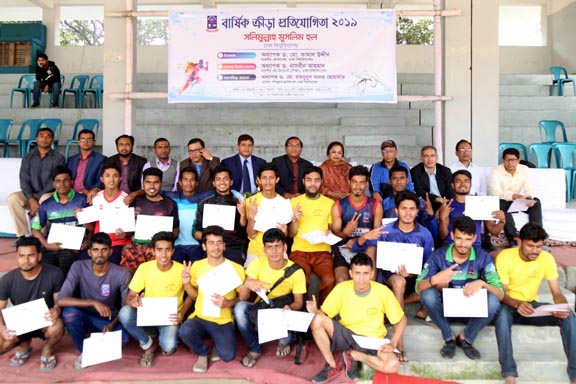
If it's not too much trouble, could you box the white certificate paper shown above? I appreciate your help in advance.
[203,204,236,231]
[100,207,136,233]
[1,299,52,336]
[527,303,571,317]
[257,308,288,344]
[47,223,86,250]
[196,260,243,296]
[507,198,537,213]
[376,241,423,275]
[465,195,500,220]
[254,198,293,232]
[76,206,101,225]
[201,294,221,318]
[284,311,314,332]
[81,330,122,368]
[134,215,173,241]
[300,230,341,246]
[352,335,390,350]
[137,297,178,326]
[442,288,488,318]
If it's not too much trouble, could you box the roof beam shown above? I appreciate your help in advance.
[28,0,54,9]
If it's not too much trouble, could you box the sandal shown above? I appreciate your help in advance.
[9,346,32,367]
[415,306,428,320]
[276,342,291,357]
[241,351,261,368]
[139,351,155,368]
[40,355,57,371]
[396,350,409,363]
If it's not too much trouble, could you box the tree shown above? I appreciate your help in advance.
[60,20,104,46]
[137,18,168,45]
[397,17,433,45]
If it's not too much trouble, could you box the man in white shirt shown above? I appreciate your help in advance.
[449,139,486,196]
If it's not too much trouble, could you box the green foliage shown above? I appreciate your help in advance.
[137,18,168,45]
[397,16,434,45]
[60,20,104,46]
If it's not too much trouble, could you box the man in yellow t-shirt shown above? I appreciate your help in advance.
[495,223,576,384]
[234,228,306,368]
[179,226,246,373]
[118,231,192,368]
[288,166,335,303]
[307,253,407,382]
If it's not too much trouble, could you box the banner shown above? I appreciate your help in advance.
[168,9,397,103]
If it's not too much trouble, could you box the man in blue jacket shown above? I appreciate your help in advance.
[222,134,266,195]
[67,129,106,202]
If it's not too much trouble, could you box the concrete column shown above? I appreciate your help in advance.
[102,0,136,156]
[41,6,56,48]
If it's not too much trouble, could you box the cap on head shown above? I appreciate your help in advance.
[381,140,397,149]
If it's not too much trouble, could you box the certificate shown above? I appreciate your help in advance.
[254,198,293,232]
[203,204,236,231]
[527,303,571,317]
[284,311,314,332]
[352,335,390,350]
[134,215,173,241]
[81,330,122,368]
[201,294,221,318]
[376,241,423,275]
[300,230,341,246]
[381,218,397,226]
[1,299,52,336]
[137,297,177,326]
[76,206,101,225]
[196,260,243,296]
[100,207,136,233]
[47,223,86,250]
[257,308,288,344]
[465,195,500,220]
[507,198,537,213]
[442,288,488,318]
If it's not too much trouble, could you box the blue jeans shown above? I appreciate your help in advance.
[234,301,292,354]
[495,302,576,380]
[420,288,501,344]
[33,80,61,106]
[62,306,129,353]
[118,305,179,354]
[179,317,236,362]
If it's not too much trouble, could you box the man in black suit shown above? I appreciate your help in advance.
[271,136,313,198]
[410,145,454,212]
[103,135,147,197]
[221,134,266,195]
[179,138,220,192]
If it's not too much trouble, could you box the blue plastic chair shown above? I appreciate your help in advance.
[9,75,35,108]
[4,119,43,157]
[550,66,575,96]
[498,143,528,164]
[539,120,568,143]
[65,119,100,160]
[62,75,90,108]
[554,143,576,201]
[529,143,555,168]
[27,119,63,153]
[83,75,103,108]
[0,119,13,157]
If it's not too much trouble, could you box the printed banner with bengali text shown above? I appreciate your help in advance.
[168,9,397,103]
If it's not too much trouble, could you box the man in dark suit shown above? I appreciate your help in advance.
[103,135,147,196]
[410,145,454,212]
[67,129,106,202]
[271,136,313,198]
[179,138,220,192]
[221,134,266,195]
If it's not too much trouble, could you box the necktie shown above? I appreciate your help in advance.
[243,159,251,193]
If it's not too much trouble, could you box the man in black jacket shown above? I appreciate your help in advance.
[32,53,61,108]
[271,136,313,198]
[103,135,147,196]
[410,145,454,213]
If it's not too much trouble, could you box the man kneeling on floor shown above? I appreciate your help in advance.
[416,216,503,360]
[306,253,407,383]
[234,228,306,368]
[0,236,64,370]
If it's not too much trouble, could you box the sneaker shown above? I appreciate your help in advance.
[52,104,59,108]
[312,362,340,383]
[457,338,481,360]
[31,103,40,108]
[342,350,359,380]
[440,340,456,359]
[193,355,208,373]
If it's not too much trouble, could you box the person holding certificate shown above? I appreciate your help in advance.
[0,237,64,370]
[416,216,503,360]
[307,253,407,382]
[119,232,192,368]
[179,226,246,373]
[31,165,91,277]
[57,233,131,369]
[495,223,576,384]
[234,228,306,368]
[120,168,179,275]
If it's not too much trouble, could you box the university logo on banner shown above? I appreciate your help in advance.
[168,9,397,103]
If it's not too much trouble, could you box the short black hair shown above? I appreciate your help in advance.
[519,223,548,242]
[188,138,205,148]
[77,129,95,140]
[101,163,122,177]
[16,236,41,253]
[389,165,408,178]
[326,141,344,157]
[452,169,472,182]
[394,190,419,209]
[455,139,472,151]
[502,148,520,159]
[421,145,437,155]
[89,232,112,248]
[151,231,175,248]
[52,165,72,181]
[154,137,170,147]
[452,216,476,236]
[284,136,302,147]
[115,134,134,146]
[303,165,323,180]
[262,228,286,245]
[238,134,254,145]
[348,165,369,181]
[258,162,279,178]
[211,165,232,181]
[143,167,163,182]
[202,225,226,244]
[350,253,373,269]
[37,52,48,60]
[37,127,53,138]
[179,166,198,181]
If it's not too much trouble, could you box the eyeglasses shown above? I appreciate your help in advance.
[503,158,519,163]
[381,149,396,154]
[188,149,201,153]
[78,138,94,142]
[287,144,302,148]
[457,148,472,153]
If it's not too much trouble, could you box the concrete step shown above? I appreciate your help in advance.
[500,96,576,111]
[499,110,576,127]
[500,74,554,85]
[499,85,551,96]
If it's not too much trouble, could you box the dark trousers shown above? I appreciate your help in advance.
[499,198,542,242]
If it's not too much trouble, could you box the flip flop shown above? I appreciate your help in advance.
[40,355,57,371]
[139,352,155,368]
[241,352,261,368]
[397,350,409,363]
[9,347,32,367]
[276,343,291,357]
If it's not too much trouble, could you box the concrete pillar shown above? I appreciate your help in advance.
[41,6,56,49]
[102,0,136,156]
[444,0,499,167]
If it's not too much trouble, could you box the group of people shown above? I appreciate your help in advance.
[0,129,573,384]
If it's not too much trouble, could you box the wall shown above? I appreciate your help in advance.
[549,1,576,70]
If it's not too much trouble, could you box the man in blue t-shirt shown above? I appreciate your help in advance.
[31,165,91,277]
[369,139,414,201]
[57,232,131,369]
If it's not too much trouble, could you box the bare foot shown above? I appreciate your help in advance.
[504,376,516,384]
